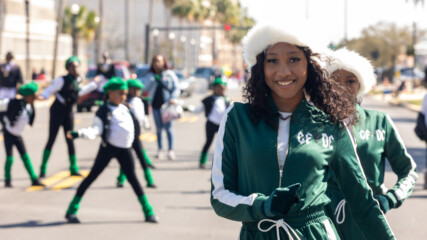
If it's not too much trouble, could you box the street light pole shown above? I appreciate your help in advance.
[71,3,80,56]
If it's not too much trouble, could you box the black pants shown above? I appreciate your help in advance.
[44,100,75,155]
[201,120,220,154]
[3,128,27,156]
[132,122,148,170]
[132,137,148,170]
[76,143,144,197]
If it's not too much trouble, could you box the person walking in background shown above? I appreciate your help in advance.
[0,52,23,130]
[144,55,180,160]
[65,78,158,224]
[185,77,230,169]
[38,56,99,178]
[0,82,45,188]
[324,48,417,239]
[116,79,156,188]
[0,52,23,100]
[210,24,395,239]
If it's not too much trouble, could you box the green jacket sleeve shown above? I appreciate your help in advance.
[331,126,395,239]
[210,104,268,222]
[383,114,418,208]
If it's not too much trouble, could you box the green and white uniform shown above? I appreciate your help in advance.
[211,99,395,240]
[325,104,417,240]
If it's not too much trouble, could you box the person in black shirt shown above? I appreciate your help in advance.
[0,52,23,100]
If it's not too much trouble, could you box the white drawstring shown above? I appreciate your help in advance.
[257,218,301,240]
[334,199,346,224]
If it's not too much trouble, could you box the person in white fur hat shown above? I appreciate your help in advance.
[210,24,395,240]
[324,48,417,240]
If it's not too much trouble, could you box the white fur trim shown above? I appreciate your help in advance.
[325,48,376,97]
[242,24,315,69]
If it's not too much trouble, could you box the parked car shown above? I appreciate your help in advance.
[174,70,195,97]
[77,62,131,112]
[398,67,425,82]
[191,66,219,88]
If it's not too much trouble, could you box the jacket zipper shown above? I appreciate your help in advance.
[277,115,291,188]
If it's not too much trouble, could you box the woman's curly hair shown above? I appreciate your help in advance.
[242,46,355,128]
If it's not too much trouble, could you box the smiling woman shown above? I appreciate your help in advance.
[210,24,396,240]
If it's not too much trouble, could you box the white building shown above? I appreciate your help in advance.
[0,0,77,80]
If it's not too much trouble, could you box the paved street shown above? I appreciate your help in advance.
[0,82,426,240]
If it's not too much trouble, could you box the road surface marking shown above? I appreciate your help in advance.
[51,170,90,190]
[140,133,157,142]
[178,116,200,123]
[26,170,70,192]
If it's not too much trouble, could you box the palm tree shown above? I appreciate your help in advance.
[62,5,98,43]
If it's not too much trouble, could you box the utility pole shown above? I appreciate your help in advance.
[52,0,65,79]
[95,0,103,63]
[25,0,30,81]
[124,0,129,61]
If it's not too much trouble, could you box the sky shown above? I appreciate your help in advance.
[240,0,427,44]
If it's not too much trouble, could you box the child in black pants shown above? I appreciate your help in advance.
[186,77,230,168]
[65,77,158,223]
[0,82,44,187]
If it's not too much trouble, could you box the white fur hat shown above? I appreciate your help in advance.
[325,48,376,97]
[242,24,313,70]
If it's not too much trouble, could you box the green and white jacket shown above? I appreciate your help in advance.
[211,98,395,239]
[328,104,417,207]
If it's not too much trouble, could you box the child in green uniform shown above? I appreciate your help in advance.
[0,82,44,187]
[324,48,417,239]
[185,77,230,169]
[210,24,395,239]
[65,78,158,224]
[116,79,156,188]
[38,56,98,177]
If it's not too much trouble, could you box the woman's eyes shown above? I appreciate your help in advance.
[265,57,300,63]
[347,79,356,85]
[266,58,278,63]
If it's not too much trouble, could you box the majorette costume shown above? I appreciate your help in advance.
[190,77,230,169]
[0,82,44,187]
[65,77,158,224]
[39,56,98,177]
[116,79,156,188]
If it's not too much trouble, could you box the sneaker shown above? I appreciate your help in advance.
[5,179,12,188]
[155,150,164,160]
[147,183,157,188]
[199,163,207,169]
[116,182,124,188]
[143,118,151,130]
[39,172,46,178]
[32,179,45,187]
[167,150,176,161]
[145,215,159,223]
[65,213,80,224]
[148,164,156,169]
